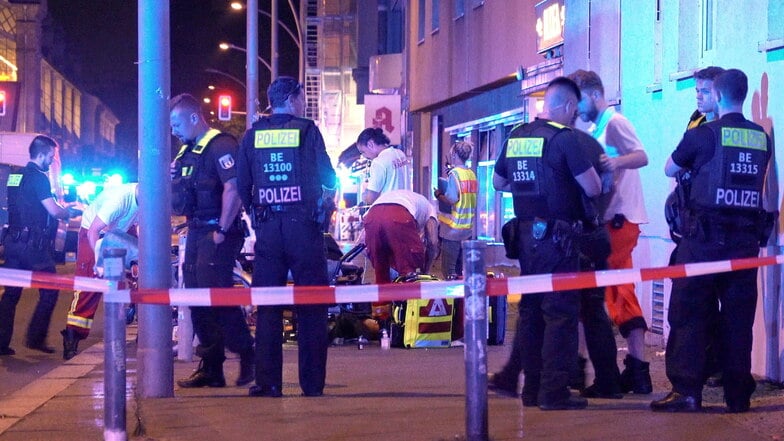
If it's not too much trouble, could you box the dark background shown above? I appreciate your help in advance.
[44,0,300,178]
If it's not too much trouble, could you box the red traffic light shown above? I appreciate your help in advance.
[217,95,232,121]
[0,90,5,116]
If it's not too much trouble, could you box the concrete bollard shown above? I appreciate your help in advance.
[462,240,488,441]
[102,248,127,441]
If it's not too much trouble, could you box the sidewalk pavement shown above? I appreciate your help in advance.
[2,314,784,441]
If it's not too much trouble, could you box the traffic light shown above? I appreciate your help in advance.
[0,90,5,116]
[217,95,232,121]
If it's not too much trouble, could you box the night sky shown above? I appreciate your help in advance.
[46,0,300,152]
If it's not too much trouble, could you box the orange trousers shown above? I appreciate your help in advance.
[605,221,647,337]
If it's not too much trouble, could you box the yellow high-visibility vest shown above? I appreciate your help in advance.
[437,167,477,230]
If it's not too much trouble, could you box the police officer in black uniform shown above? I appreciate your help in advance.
[237,76,337,398]
[652,69,773,413]
[493,77,601,410]
[170,93,254,388]
[0,135,72,355]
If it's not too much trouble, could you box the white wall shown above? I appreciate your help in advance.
[618,0,784,380]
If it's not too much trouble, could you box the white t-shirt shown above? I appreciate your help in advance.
[591,108,649,224]
[81,183,139,232]
[372,190,436,232]
[366,147,410,194]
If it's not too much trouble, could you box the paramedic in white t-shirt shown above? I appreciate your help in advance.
[61,183,139,359]
[356,127,410,204]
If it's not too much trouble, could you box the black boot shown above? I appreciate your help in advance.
[236,348,255,386]
[177,359,226,388]
[61,329,80,360]
[570,356,587,390]
[620,354,652,394]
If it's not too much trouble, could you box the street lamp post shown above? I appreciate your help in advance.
[271,0,278,79]
[246,0,258,128]
[232,1,305,84]
[205,68,247,90]
[219,43,272,74]
[231,1,301,52]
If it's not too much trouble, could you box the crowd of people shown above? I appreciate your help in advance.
[488,67,772,414]
[0,67,773,415]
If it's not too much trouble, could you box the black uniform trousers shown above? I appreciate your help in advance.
[252,206,329,396]
[666,224,759,403]
[577,225,622,393]
[494,225,620,394]
[0,238,59,349]
[516,220,581,405]
[183,225,253,371]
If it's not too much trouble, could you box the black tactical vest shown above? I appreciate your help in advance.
[504,120,569,217]
[171,129,225,218]
[690,122,768,213]
[249,115,317,207]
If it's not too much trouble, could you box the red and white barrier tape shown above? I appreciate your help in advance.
[103,254,784,306]
[0,267,111,293]
[2,254,783,306]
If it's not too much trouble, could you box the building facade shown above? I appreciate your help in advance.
[405,0,784,382]
[566,0,783,382]
[406,0,558,261]
[0,1,118,159]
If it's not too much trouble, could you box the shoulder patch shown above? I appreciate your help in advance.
[546,121,569,130]
[218,154,235,170]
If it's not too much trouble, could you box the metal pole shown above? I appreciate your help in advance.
[463,240,488,441]
[295,0,306,85]
[137,0,174,398]
[271,0,279,78]
[246,0,259,128]
[176,233,193,361]
[103,248,127,441]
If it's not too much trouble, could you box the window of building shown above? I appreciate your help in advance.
[650,0,663,88]
[0,39,16,81]
[674,0,715,78]
[760,1,784,53]
[454,0,465,20]
[701,0,715,56]
[431,0,440,33]
[73,92,81,138]
[0,7,15,34]
[676,0,698,72]
[418,0,426,43]
[53,76,63,126]
[770,1,784,40]
[40,64,51,121]
[63,85,72,135]
[0,6,17,81]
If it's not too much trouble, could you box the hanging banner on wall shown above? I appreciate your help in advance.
[364,94,401,145]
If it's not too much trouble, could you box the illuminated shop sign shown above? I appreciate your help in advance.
[535,0,565,54]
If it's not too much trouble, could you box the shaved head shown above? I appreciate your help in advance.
[542,77,581,125]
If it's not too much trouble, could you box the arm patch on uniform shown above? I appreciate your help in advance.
[218,154,235,170]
